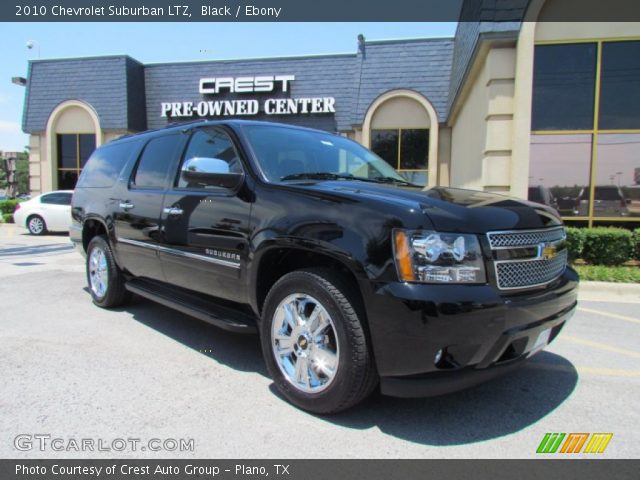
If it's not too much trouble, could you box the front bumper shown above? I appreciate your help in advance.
[365,267,579,397]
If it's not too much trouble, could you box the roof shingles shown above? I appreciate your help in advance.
[353,38,454,125]
[23,56,145,133]
[23,9,532,135]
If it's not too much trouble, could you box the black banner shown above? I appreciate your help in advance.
[1,460,639,480]
[3,0,640,22]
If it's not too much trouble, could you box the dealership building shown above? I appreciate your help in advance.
[19,1,640,226]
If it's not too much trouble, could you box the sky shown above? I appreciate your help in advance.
[0,22,457,152]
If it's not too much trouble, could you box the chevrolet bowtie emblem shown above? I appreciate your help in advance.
[539,243,557,260]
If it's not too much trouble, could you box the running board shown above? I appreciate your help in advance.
[125,279,257,334]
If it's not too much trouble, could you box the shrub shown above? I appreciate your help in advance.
[581,227,634,266]
[0,199,19,215]
[2,213,13,223]
[565,227,585,262]
[634,229,640,261]
[574,265,640,283]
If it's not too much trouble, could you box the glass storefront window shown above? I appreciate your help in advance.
[56,133,96,190]
[531,39,640,225]
[79,134,96,168]
[57,135,77,169]
[399,129,428,170]
[599,41,640,130]
[57,171,79,190]
[595,134,640,218]
[532,43,597,131]
[370,130,398,167]
[528,135,593,217]
[371,128,428,186]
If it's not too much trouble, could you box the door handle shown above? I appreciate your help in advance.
[163,207,184,216]
[119,201,134,210]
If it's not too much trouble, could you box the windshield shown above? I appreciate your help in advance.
[242,124,412,185]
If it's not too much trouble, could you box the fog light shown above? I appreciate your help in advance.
[434,349,443,365]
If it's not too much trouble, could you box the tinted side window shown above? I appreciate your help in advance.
[41,193,72,205]
[133,134,182,189]
[77,141,138,188]
[177,128,242,188]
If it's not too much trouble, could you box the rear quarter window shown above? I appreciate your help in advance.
[76,140,139,188]
[40,193,72,205]
[132,134,182,189]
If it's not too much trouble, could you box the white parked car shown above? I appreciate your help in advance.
[13,190,73,235]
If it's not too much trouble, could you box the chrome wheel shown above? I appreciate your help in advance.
[271,293,339,393]
[89,247,109,298]
[28,216,44,234]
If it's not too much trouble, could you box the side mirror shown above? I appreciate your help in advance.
[181,157,243,189]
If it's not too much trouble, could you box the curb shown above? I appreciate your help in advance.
[0,223,19,237]
[578,281,640,303]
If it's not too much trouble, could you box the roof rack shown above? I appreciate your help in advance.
[108,119,214,142]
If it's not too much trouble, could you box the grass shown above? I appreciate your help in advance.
[573,264,640,283]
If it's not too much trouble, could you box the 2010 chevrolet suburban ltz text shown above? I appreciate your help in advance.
[71,120,578,414]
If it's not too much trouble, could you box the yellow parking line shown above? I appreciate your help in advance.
[578,307,640,325]
[561,335,640,359]
[527,363,640,377]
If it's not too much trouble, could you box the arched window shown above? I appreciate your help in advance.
[362,90,439,187]
[46,100,101,190]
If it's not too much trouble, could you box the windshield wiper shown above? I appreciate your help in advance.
[371,176,417,186]
[280,172,419,187]
[280,172,353,181]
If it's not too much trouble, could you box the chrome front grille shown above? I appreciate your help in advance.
[495,250,568,290]
[487,226,566,249]
[487,227,568,290]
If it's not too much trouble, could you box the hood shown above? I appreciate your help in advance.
[283,182,562,233]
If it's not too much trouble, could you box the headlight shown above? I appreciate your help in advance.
[392,229,486,284]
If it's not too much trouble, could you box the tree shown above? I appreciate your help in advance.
[15,151,29,194]
[0,150,30,196]
[0,164,6,192]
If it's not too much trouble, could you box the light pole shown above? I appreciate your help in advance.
[26,40,40,58]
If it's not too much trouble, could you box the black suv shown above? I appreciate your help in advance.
[71,120,578,413]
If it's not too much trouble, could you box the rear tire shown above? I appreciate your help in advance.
[27,215,46,235]
[260,268,378,414]
[86,235,131,308]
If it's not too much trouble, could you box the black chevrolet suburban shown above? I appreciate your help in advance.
[71,120,578,413]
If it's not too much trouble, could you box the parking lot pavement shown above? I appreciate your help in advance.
[1,224,639,459]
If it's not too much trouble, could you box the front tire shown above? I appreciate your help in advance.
[27,215,46,235]
[260,268,377,414]
[86,235,131,308]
